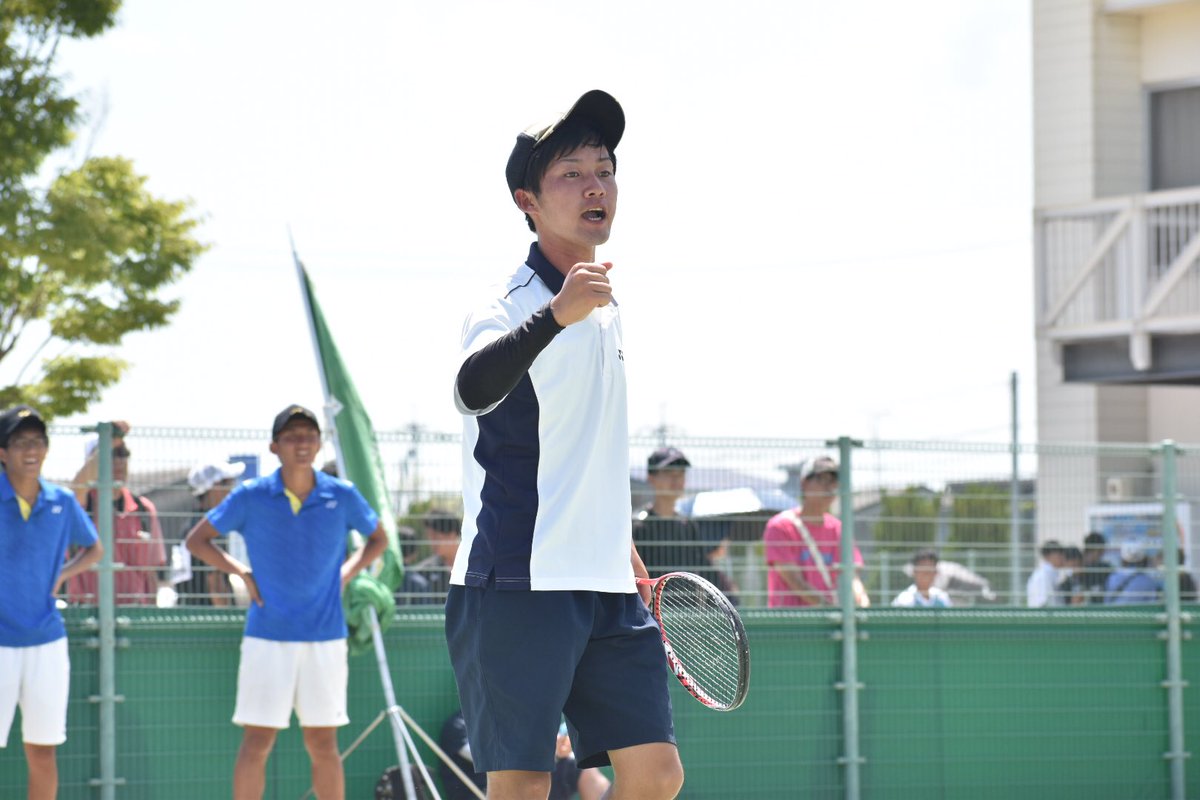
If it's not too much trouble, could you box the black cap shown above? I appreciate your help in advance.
[648,446,690,473]
[0,405,48,448]
[271,404,320,440]
[802,456,839,481]
[505,89,625,198]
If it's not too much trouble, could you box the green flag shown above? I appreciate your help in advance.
[295,258,404,593]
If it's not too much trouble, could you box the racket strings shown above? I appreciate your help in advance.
[657,578,745,708]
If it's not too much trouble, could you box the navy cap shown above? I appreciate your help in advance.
[505,89,625,199]
[648,446,690,473]
[0,405,47,448]
[271,404,320,440]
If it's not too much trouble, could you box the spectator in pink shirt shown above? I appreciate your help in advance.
[66,422,166,606]
[762,456,869,608]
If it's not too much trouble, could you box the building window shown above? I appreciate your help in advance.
[1150,85,1200,191]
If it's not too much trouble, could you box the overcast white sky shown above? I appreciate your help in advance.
[30,0,1035,444]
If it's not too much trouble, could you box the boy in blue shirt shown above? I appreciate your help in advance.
[185,404,387,800]
[0,405,103,800]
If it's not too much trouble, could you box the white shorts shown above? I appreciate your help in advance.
[232,637,349,729]
[0,638,70,747]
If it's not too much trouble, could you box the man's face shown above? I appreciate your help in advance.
[802,472,838,503]
[111,442,130,483]
[647,468,686,503]
[426,526,460,562]
[0,427,49,483]
[270,420,321,469]
[520,145,617,253]
[913,558,938,593]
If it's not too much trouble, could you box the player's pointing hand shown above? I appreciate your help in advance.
[550,262,613,326]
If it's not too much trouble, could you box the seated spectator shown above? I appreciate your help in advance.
[398,510,461,605]
[438,708,488,800]
[66,422,167,605]
[551,720,611,800]
[1105,539,1162,605]
[901,558,995,605]
[1078,532,1112,605]
[892,550,952,608]
[1056,546,1086,606]
[168,460,246,606]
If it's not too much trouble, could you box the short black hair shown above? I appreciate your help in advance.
[517,116,617,233]
[1084,531,1106,549]
[1040,540,1065,557]
[911,549,939,565]
[1063,546,1083,563]
[423,509,462,536]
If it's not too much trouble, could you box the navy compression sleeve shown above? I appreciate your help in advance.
[456,303,564,412]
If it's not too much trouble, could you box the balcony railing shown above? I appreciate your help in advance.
[1035,186,1200,369]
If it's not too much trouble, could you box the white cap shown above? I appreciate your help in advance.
[187,461,247,496]
[1120,538,1147,563]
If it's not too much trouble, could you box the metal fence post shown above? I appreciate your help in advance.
[833,436,864,800]
[97,422,118,800]
[88,422,121,798]
[1010,371,1021,605]
[1158,440,1188,800]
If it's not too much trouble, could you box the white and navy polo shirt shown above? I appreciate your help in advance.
[452,243,633,593]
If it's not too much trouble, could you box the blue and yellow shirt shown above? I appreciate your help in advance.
[0,473,98,647]
[206,468,379,642]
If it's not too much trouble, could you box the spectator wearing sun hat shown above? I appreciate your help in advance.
[1104,538,1162,605]
[167,460,247,606]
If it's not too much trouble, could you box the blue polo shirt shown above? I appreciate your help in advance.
[453,243,633,593]
[0,473,98,647]
[206,468,379,642]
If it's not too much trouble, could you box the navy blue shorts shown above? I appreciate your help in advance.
[445,581,676,772]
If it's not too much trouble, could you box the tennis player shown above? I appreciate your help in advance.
[185,405,388,800]
[449,90,684,800]
[0,405,103,800]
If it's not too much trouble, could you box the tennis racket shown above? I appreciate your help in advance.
[637,571,751,711]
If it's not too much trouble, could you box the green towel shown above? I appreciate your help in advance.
[343,571,396,657]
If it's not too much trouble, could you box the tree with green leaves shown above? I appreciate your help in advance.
[947,482,1012,552]
[872,485,941,554]
[1,1,205,418]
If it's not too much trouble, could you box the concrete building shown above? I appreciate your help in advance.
[1033,0,1200,547]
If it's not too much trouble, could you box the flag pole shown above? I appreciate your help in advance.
[291,238,426,800]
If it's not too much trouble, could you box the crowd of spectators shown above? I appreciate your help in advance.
[29,431,1199,610]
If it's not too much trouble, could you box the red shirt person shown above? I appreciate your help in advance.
[66,422,166,605]
[762,456,869,608]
